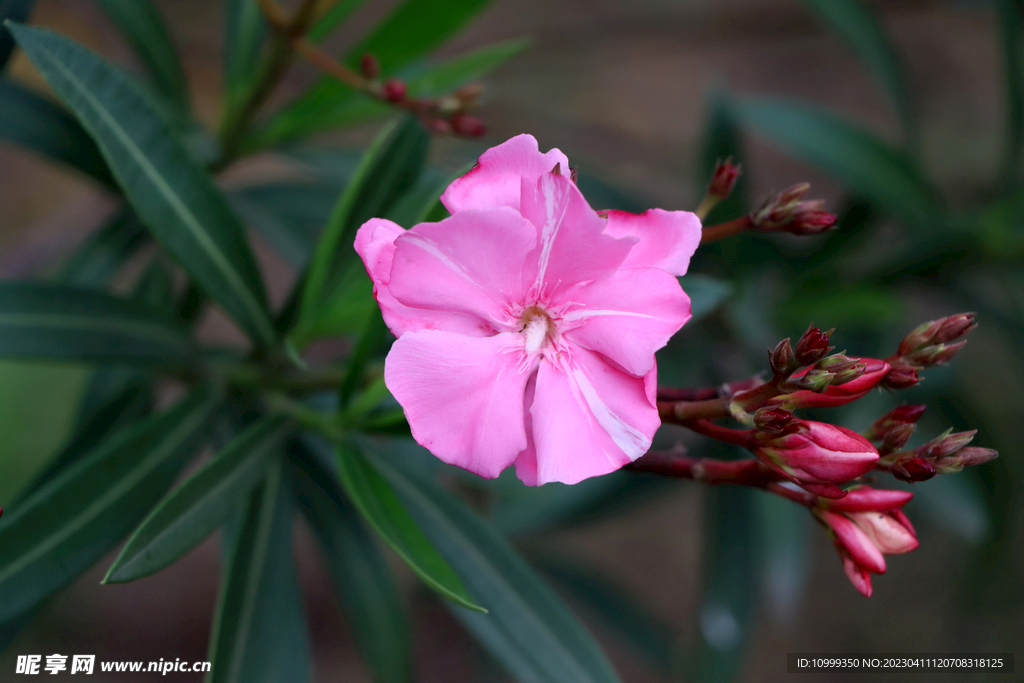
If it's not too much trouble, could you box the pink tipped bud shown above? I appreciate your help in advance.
[934,312,977,343]
[450,113,486,137]
[708,158,741,200]
[933,446,999,474]
[868,404,927,439]
[791,367,836,393]
[794,325,833,365]
[751,183,835,235]
[916,429,976,459]
[820,485,914,513]
[753,407,795,434]
[359,53,380,79]
[882,364,920,390]
[768,337,795,376]
[784,205,837,235]
[753,420,879,489]
[897,313,977,360]
[382,78,407,103]
[891,455,936,483]
[907,340,967,366]
[772,358,889,409]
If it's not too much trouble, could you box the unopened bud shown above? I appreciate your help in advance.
[934,446,998,473]
[708,158,741,200]
[906,340,967,366]
[816,354,867,385]
[792,368,836,393]
[881,423,915,453]
[785,204,837,235]
[891,456,936,483]
[882,364,920,390]
[794,325,833,366]
[359,53,380,79]
[897,313,976,357]
[934,312,977,343]
[449,113,486,137]
[868,404,927,439]
[382,78,407,103]
[916,429,976,460]
[753,407,795,434]
[768,338,795,376]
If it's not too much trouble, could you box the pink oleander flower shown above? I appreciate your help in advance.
[770,357,890,409]
[751,420,879,498]
[814,486,919,597]
[355,134,701,485]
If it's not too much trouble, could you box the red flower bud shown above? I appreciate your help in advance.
[794,325,833,366]
[891,456,936,483]
[882,364,920,389]
[934,312,977,343]
[382,78,407,103]
[896,313,976,362]
[768,337,795,376]
[933,446,999,474]
[753,407,795,434]
[868,404,927,439]
[880,422,915,453]
[450,113,486,137]
[708,158,741,200]
[814,490,918,597]
[359,53,380,79]
[784,205,837,235]
[752,420,879,494]
[916,429,976,459]
[772,358,889,409]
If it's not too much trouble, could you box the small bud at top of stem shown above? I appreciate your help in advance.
[916,429,976,460]
[769,338,796,376]
[753,406,796,434]
[794,325,834,366]
[359,53,380,79]
[882,364,920,390]
[880,423,915,454]
[868,404,927,440]
[891,456,936,483]
[708,158,741,200]
[382,78,407,103]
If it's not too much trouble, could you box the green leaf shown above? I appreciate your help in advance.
[206,458,311,683]
[998,0,1024,182]
[732,97,941,228]
[223,0,266,110]
[92,0,190,111]
[366,449,624,683]
[0,78,114,186]
[289,441,412,683]
[0,282,198,366]
[339,310,386,407]
[9,23,276,346]
[0,390,219,622]
[799,0,911,137]
[292,117,427,344]
[57,209,150,287]
[104,416,292,584]
[681,274,733,322]
[229,183,337,270]
[0,0,32,70]
[334,440,483,612]
[251,37,522,148]
[537,558,677,677]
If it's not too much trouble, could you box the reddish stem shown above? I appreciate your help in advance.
[627,452,777,486]
[700,215,753,244]
[683,418,754,447]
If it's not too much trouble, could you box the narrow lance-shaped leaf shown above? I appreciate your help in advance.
[92,0,191,112]
[289,441,412,683]
[9,23,276,347]
[0,282,198,366]
[0,78,114,186]
[57,209,150,288]
[206,458,311,683]
[365,448,624,683]
[0,389,220,622]
[732,96,941,228]
[292,116,427,343]
[0,0,32,70]
[334,440,483,612]
[105,416,293,584]
[223,0,266,111]
[800,0,912,138]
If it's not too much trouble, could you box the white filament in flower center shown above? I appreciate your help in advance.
[519,306,556,355]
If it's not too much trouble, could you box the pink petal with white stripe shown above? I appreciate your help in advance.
[440,134,570,213]
[603,209,702,277]
[563,267,691,376]
[384,330,533,478]
[355,218,489,337]
[528,347,659,485]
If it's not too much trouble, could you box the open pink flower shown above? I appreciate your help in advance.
[355,134,701,485]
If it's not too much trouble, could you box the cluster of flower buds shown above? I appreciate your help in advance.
[882,313,977,389]
[358,53,487,138]
[812,487,919,597]
[750,183,837,235]
[872,414,999,483]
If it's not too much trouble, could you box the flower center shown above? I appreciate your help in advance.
[519,306,556,355]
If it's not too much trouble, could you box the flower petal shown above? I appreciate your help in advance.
[384,330,533,479]
[842,554,874,597]
[562,267,690,376]
[821,510,887,574]
[440,134,570,213]
[520,173,634,300]
[389,208,536,329]
[848,511,919,555]
[512,373,539,486]
[355,218,492,337]
[602,209,702,276]
[528,347,658,485]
